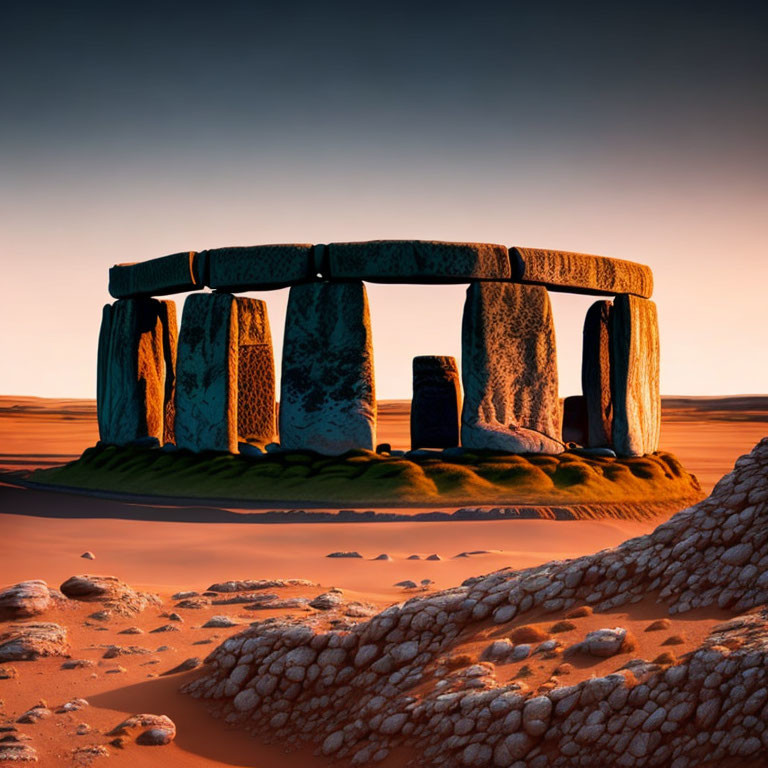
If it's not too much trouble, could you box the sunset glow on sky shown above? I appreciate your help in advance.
[1,1,766,399]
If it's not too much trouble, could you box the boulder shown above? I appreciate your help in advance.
[0,581,52,620]
[175,293,276,453]
[107,713,176,746]
[460,282,563,453]
[108,251,204,299]
[0,622,69,661]
[610,295,661,456]
[328,240,510,283]
[59,575,160,616]
[410,356,461,449]
[510,247,653,298]
[97,298,177,445]
[581,300,613,447]
[279,282,376,454]
[205,244,316,290]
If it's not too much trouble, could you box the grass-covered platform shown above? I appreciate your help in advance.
[29,444,703,512]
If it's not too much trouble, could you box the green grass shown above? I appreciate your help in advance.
[28,444,704,507]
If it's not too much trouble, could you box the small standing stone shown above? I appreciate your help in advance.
[410,356,461,449]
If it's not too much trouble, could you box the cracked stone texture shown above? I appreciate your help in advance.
[328,240,510,283]
[410,356,461,450]
[611,295,661,457]
[0,622,69,661]
[109,251,203,298]
[205,244,315,291]
[279,282,376,454]
[183,436,768,768]
[582,300,613,448]
[97,298,177,446]
[460,282,563,454]
[175,293,275,453]
[511,247,653,298]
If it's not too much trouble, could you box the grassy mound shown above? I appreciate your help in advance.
[29,444,703,507]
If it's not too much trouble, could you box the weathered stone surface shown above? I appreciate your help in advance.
[107,714,176,746]
[581,300,613,447]
[328,240,510,283]
[460,282,563,453]
[410,356,461,449]
[280,282,376,454]
[59,575,160,616]
[175,293,275,453]
[0,581,52,620]
[510,247,653,298]
[205,244,315,290]
[610,295,660,456]
[97,299,177,446]
[109,251,203,299]
[561,395,587,445]
[0,622,69,661]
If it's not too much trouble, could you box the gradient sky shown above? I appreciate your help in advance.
[1,1,767,399]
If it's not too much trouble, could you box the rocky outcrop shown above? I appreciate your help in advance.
[611,295,661,457]
[184,437,768,767]
[107,714,176,747]
[328,240,510,283]
[581,299,613,448]
[108,251,204,298]
[460,282,563,454]
[97,298,177,446]
[205,244,315,291]
[510,247,653,298]
[0,622,69,661]
[0,581,53,620]
[175,293,275,452]
[410,356,461,450]
[279,282,376,454]
[59,575,160,617]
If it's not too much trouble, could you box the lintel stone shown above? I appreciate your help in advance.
[510,247,653,298]
[205,244,316,291]
[109,252,203,299]
[328,240,510,283]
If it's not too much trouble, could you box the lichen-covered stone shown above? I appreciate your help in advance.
[205,244,315,291]
[175,293,275,453]
[328,240,510,283]
[97,298,177,446]
[581,300,613,447]
[279,282,376,454]
[109,251,203,298]
[510,247,653,298]
[611,295,660,457]
[410,356,460,449]
[460,282,562,453]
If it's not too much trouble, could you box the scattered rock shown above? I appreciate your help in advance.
[61,659,94,670]
[175,596,211,609]
[118,626,143,635]
[59,698,89,713]
[645,618,671,632]
[17,706,52,724]
[577,627,631,657]
[0,665,18,679]
[107,713,176,746]
[80,552,96,560]
[372,554,392,561]
[59,575,160,616]
[202,616,237,628]
[326,552,362,559]
[161,657,201,675]
[425,554,442,561]
[394,580,418,589]
[0,581,53,620]
[102,645,151,659]
[149,624,180,633]
[206,578,314,592]
[0,623,68,662]
[662,634,686,646]
[309,592,343,611]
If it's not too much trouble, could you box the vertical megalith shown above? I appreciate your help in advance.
[410,356,461,449]
[562,395,587,445]
[280,282,376,454]
[175,293,275,453]
[581,300,613,447]
[460,282,563,454]
[97,298,177,446]
[610,294,661,457]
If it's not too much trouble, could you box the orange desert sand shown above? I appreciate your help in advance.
[0,395,767,766]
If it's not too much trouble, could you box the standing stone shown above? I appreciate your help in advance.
[460,282,563,454]
[175,294,275,453]
[280,282,376,454]
[562,395,587,445]
[610,295,660,456]
[582,300,613,447]
[97,299,177,446]
[410,356,461,449]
